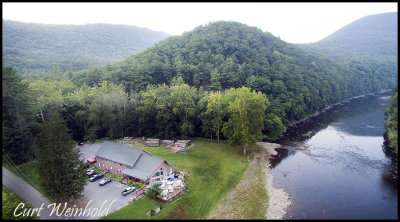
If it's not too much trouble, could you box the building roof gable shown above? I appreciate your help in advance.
[95,141,142,167]
[123,155,165,181]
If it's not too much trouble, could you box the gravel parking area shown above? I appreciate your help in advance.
[72,177,132,219]
[71,143,133,219]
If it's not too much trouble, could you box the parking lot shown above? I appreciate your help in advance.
[74,143,133,219]
[73,177,132,219]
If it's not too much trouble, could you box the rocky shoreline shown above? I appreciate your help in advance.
[257,142,292,219]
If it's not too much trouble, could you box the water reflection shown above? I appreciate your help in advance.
[270,92,398,219]
[277,94,389,142]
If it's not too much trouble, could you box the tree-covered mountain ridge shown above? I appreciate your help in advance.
[2,20,170,75]
[297,12,398,62]
[70,20,397,126]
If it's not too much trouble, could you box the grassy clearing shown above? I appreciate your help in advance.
[208,155,269,219]
[92,167,103,173]
[105,172,122,181]
[103,137,257,219]
[101,197,161,220]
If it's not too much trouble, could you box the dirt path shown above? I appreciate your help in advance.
[208,142,292,219]
[208,154,268,219]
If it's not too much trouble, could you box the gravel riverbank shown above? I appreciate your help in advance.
[257,142,292,219]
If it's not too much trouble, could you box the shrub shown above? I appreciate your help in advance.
[128,180,145,188]
[2,186,37,220]
[145,183,161,199]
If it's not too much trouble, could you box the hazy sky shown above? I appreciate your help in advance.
[2,2,397,43]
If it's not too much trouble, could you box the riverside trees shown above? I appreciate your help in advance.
[4,67,273,162]
[222,87,269,155]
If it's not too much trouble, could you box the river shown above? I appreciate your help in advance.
[270,91,398,219]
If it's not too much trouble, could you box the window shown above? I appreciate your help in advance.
[161,171,163,175]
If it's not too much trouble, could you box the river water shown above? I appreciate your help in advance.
[270,92,398,219]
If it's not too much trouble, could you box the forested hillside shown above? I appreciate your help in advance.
[3,21,398,164]
[297,12,397,62]
[70,21,397,125]
[2,20,170,75]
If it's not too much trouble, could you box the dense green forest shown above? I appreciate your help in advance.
[69,21,397,124]
[2,20,170,77]
[3,19,398,164]
[297,12,397,63]
[385,90,398,154]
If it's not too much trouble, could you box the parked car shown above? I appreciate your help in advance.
[121,187,136,196]
[99,178,112,186]
[89,174,104,182]
[87,170,97,177]
[78,141,84,146]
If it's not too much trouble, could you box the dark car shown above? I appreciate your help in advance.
[78,141,84,146]
[99,178,112,186]
[89,174,104,182]
[121,187,136,196]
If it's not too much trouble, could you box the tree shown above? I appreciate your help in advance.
[28,80,77,123]
[36,112,87,201]
[205,91,225,141]
[2,67,36,164]
[263,113,285,141]
[88,81,128,139]
[222,87,269,155]
[170,81,197,138]
[146,182,161,199]
[385,91,398,154]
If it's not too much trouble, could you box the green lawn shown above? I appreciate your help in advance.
[102,137,258,219]
[105,172,122,181]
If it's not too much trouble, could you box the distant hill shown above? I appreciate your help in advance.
[71,21,397,124]
[2,20,171,74]
[297,12,398,62]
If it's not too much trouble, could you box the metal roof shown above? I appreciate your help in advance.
[122,155,165,180]
[95,141,143,167]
